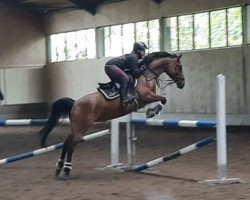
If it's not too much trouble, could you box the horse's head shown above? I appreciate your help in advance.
[142,52,185,89]
[165,54,185,89]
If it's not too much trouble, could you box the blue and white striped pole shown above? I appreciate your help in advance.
[132,136,216,172]
[130,119,216,128]
[128,118,216,168]
[0,118,70,126]
[0,129,110,165]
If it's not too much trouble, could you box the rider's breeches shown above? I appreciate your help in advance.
[105,65,129,97]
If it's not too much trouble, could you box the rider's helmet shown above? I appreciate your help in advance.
[133,42,148,52]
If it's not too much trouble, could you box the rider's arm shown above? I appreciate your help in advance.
[137,59,144,67]
[126,54,145,78]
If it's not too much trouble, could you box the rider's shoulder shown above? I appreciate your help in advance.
[126,52,138,60]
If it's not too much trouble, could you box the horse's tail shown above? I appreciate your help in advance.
[38,97,75,147]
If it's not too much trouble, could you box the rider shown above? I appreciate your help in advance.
[104,41,148,108]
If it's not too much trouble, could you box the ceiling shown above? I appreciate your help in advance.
[1,0,162,15]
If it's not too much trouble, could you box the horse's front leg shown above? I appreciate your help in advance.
[143,91,166,118]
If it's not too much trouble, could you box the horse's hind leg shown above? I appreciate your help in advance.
[55,133,82,178]
[62,133,82,178]
[55,98,96,179]
[55,142,68,177]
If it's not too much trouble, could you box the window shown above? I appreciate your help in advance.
[122,23,135,54]
[50,33,66,62]
[102,19,160,57]
[110,25,123,56]
[179,15,193,50]
[194,13,209,49]
[164,6,243,51]
[227,7,242,46]
[148,20,160,52]
[49,28,96,63]
[164,17,178,51]
[247,5,250,44]
[210,10,226,48]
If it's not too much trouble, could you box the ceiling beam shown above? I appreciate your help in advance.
[70,0,104,15]
[152,0,162,4]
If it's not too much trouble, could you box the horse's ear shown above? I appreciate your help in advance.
[177,54,182,61]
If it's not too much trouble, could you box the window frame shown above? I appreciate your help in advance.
[47,28,96,63]
[163,6,243,52]
[99,19,160,58]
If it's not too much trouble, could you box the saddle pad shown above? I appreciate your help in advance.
[97,79,137,100]
[97,87,120,100]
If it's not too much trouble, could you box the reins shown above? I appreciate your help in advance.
[143,67,175,89]
[158,79,175,89]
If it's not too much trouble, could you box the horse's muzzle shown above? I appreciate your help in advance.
[176,78,185,89]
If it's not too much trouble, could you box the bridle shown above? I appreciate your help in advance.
[142,64,183,89]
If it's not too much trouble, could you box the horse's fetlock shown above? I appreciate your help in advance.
[63,162,72,171]
[63,163,72,177]
[56,159,64,169]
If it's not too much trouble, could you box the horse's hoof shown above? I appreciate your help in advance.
[146,109,156,118]
[146,108,158,118]
[55,169,62,177]
[63,170,71,180]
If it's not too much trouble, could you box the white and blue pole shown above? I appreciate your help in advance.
[0,129,110,165]
[132,136,216,172]
[0,118,70,126]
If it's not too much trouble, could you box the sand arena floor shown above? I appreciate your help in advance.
[0,125,250,200]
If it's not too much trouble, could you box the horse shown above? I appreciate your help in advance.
[38,51,185,178]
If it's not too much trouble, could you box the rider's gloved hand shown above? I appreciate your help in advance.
[141,65,147,71]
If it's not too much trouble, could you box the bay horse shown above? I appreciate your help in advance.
[38,51,185,178]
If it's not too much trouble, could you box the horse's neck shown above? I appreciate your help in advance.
[148,62,167,78]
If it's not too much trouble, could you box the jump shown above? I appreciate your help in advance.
[38,51,185,178]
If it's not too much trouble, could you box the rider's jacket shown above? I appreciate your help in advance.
[105,52,144,78]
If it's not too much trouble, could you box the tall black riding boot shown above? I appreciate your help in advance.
[120,84,130,109]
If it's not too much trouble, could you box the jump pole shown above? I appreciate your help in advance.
[132,136,216,172]
[0,129,110,165]
[0,118,70,126]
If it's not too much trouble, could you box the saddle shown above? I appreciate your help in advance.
[97,77,137,101]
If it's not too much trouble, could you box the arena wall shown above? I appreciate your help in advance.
[0,0,249,123]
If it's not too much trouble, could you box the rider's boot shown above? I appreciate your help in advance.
[121,92,130,109]
[128,77,137,102]
[120,82,131,109]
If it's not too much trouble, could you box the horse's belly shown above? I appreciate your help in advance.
[95,98,136,122]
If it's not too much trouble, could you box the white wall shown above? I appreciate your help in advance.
[46,58,110,102]
[44,0,250,118]
[0,0,249,122]
[0,7,46,106]
[160,48,244,114]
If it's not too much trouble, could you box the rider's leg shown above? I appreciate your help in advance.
[105,65,130,107]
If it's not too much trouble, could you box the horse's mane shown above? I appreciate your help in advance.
[139,52,178,67]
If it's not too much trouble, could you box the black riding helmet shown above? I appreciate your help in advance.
[133,42,148,51]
